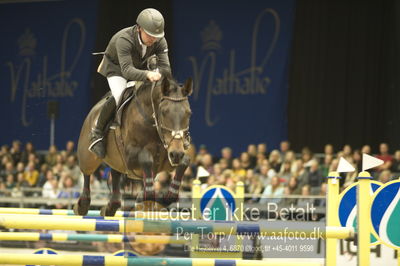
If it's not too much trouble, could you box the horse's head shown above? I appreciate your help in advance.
[157,76,192,166]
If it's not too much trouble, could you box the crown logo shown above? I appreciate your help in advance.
[201,20,222,51]
[18,28,37,57]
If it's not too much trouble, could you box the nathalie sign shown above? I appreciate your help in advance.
[172,0,295,155]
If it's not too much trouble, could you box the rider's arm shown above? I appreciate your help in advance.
[156,38,172,76]
[116,37,148,81]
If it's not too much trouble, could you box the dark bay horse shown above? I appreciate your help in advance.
[74,75,193,216]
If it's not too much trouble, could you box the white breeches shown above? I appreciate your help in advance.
[107,76,136,106]
[107,76,127,105]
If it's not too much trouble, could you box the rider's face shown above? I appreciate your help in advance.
[139,28,158,46]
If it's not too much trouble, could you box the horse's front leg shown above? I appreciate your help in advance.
[100,168,122,216]
[161,154,190,206]
[137,149,155,202]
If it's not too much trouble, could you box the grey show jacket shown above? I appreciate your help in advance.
[97,25,171,80]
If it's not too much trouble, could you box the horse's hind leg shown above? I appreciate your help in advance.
[73,174,91,215]
[100,168,122,216]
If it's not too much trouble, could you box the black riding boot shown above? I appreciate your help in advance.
[88,96,116,158]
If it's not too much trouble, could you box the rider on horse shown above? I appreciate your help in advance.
[89,8,171,158]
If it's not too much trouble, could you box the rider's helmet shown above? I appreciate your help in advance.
[136,8,165,38]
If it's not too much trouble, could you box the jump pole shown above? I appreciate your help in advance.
[0,213,353,238]
[0,253,323,266]
[0,207,189,219]
[0,232,188,244]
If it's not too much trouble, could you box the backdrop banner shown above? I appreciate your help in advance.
[0,0,98,149]
[172,0,295,155]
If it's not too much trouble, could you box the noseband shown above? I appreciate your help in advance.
[150,81,190,150]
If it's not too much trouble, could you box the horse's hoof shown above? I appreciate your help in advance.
[73,198,91,215]
[100,201,121,217]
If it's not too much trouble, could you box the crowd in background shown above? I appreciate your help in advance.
[1,139,399,208]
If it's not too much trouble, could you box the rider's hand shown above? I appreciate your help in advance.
[147,71,161,82]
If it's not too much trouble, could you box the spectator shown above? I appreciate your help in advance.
[200,153,214,175]
[65,140,76,157]
[15,162,25,176]
[44,179,60,208]
[280,141,290,157]
[21,142,36,164]
[352,149,362,172]
[42,170,57,198]
[376,143,393,171]
[4,174,16,193]
[390,150,400,174]
[301,147,313,165]
[240,152,253,170]
[0,144,10,161]
[283,150,298,173]
[269,150,282,172]
[257,143,267,157]
[12,172,30,197]
[65,155,81,183]
[36,163,50,187]
[232,158,246,179]
[342,144,352,162]
[0,162,15,181]
[195,144,208,165]
[10,140,22,164]
[378,170,392,184]
[256,152,266,168]
[257,160,277,187]
[308,160,323,195]
[284,177,301,205]
[295,159,309,187]
[324,144,334,157]
[319,154,333,177]
[52,162,68,178]
[361,145,371,155]
[23,161,39,187]
[219,158,230,171]
[220,147,233,169]
[247,174,263,202]
[45,145,58,167]
[279,161,293,184]
[297,185,313,208]
[259,176,284,204]
[247,144,258,169]
[285,177,301,195]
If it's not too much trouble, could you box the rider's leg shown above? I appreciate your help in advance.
[88,76,126,158]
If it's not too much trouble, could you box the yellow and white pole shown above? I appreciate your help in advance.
[357,171,372,266]
[326,171,341,266]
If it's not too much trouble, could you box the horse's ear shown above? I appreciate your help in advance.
[182,78,193,97]
[161,76,170,96]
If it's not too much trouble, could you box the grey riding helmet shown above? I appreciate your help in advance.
[136,8,165,38]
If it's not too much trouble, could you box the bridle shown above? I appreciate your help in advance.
[150,81,191,150]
